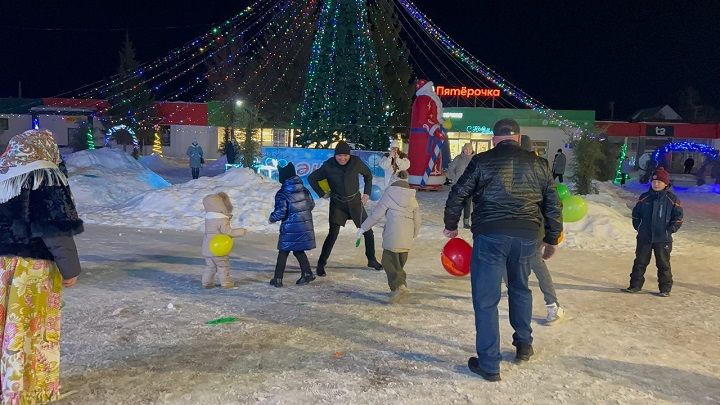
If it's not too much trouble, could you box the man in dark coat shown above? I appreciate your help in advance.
[443,119,563,382]
[308,141,382,276]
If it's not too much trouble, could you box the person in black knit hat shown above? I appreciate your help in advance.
[268,162,317,287]
[308,141,382,276]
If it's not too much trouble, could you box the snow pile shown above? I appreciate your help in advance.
[65,148,171,211]
[80,167,331,232]
[558,182,637,252]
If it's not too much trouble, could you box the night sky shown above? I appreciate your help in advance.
[1,0,718,119]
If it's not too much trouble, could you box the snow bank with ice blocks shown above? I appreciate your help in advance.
[65,148,171,211]
[80,167,331,232]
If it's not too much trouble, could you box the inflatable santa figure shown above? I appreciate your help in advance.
[407,80,447,189]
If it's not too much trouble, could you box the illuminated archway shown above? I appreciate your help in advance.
[653,141,719,162]
[105,125,139,149]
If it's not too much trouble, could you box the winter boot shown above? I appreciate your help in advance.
[296,271,316,285]
[467,357,501,382]
[269,278,283,288]
[463,219,471,229]
[514,342,534,362]
[545,303,564,325]
[622,287,641,293]
[368,258,383,271]
[657,291,670,297]
[316,263,326,277]
[388,285,410,304]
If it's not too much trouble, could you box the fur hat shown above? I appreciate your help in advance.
[203,192,233,214]
[278,162,296,184]
[335,141,352,156]
[652,167,670,185]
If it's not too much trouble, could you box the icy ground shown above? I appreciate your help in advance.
[56,173,720,404]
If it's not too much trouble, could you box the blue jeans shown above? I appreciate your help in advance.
[471,234,538,373]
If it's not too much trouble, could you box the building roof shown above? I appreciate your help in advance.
[629,105,682,122]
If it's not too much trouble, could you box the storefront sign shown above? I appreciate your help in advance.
[442,112,464,119]
[435,86,501,98]
[646,125,674,137]
[465,125,493,133]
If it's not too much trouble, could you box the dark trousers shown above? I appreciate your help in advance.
[274,250,312,280]
[553,173,564,183]
[684,166,693,174]
[191,167,200,179]
[629,241,673,293]
[471,234,538,374]
[318,223,377,266]
[381,250,408,291]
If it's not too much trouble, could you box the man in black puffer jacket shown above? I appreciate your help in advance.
[443,119,563,382]
[624,167,683,296]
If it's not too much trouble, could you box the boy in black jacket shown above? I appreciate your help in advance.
[624,167,683,297]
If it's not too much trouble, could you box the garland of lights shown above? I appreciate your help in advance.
[298,0,387,146]
[613,143,627,185]
[86,125,96,150]
[395,0,583,134]
[653,141,719,163]
[95,0,292,131]
[152,126,163,155]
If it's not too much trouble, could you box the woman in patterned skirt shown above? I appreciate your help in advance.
[0,129,83,404]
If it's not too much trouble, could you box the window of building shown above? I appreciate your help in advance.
[0,118,8,131]
[272,129,287,147]
[531,140,549,159]
[160,126,171,146]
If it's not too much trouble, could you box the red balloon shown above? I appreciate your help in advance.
[441,237,472,276]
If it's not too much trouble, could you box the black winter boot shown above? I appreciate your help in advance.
[514,343,534,362]
[269,278,283,288]
[463,219,471,229]
[467,357,501,381]
[367,259,383,271]
[296,271,316,285]
[316,263,326,277]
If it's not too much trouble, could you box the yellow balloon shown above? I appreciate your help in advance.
[319,179,330,193]
[443,120,453,130]
[209,234,234,256]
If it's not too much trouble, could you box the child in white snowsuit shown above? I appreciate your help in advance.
[359,171,421,303]
[202,192,247,288]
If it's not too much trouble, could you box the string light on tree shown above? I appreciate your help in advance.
[152,126,163,155]
[613,143,627,185]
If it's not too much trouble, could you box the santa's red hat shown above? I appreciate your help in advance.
[416,79,429,90]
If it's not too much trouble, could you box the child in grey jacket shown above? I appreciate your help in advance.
[359,171,421,303]
[202,192,247,288]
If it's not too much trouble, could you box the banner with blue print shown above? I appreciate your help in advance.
[250,147,386,198]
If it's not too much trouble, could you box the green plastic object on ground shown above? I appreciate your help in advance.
[556,183,570,200]
[355,238,361,248]
[206,317,239,325]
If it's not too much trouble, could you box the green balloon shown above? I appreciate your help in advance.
[556,183,570,200]
[562,195,588,223]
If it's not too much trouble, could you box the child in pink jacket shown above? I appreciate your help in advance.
[202,192,247,288]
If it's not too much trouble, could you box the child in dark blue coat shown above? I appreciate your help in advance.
[623,167,683,297]
[269,162,317,287]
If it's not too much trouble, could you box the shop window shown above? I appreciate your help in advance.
[160,126,171,146]
[272,129,288,147]
[531,140,549,159]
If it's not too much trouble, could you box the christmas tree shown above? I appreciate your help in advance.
[370,0,414,137]
[298,0,387,149]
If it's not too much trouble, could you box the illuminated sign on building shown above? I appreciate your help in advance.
[466,125,493,133]
[442,112,464,119]
[435,86,501,98]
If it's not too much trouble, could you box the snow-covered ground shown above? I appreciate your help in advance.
[54,150,720,404]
